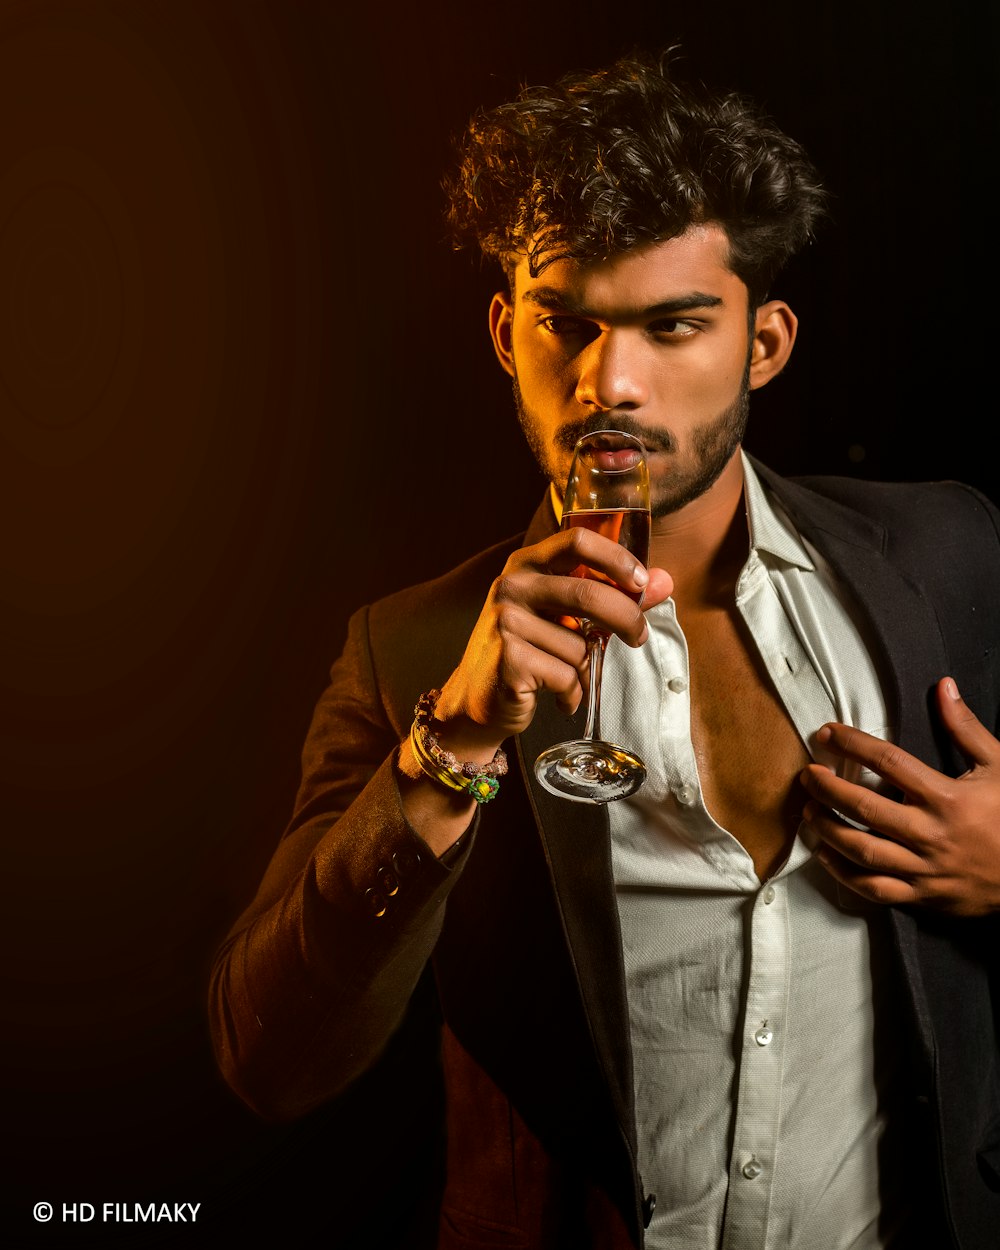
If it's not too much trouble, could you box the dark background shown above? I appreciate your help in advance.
[1,0,996,1245]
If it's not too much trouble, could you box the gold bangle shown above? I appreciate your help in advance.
[409,689,507,805]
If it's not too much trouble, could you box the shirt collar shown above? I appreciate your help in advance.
[741,450,815,571]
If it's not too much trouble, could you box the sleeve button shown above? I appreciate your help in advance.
[364,888,388,918]
[377,867,399,896]
[393,847,421,878]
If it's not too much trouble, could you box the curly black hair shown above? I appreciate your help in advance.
[444,51,827,306]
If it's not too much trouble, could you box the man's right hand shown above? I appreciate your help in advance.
[396,527,670,855]
[432,527,673,754]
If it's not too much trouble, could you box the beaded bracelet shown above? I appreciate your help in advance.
[409,689,507,804]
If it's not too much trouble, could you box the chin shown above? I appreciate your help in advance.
[650,457,739,519]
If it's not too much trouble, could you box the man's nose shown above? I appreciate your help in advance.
[574,330,650,410]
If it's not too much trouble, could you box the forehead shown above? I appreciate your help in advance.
[512,224,746,313]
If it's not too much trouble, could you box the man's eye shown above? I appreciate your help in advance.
[649,319,699,338]
[540,316,594,338]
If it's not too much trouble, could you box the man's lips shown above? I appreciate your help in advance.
[591,447,645,472]
[557,419,674,458]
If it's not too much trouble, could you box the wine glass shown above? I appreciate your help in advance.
[534,429,651,804]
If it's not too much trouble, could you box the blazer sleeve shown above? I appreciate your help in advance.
[208,605,475,1121]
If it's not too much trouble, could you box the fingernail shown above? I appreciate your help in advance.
[814,726,832,745]
[633,565,649,586]
[945,678,960,700]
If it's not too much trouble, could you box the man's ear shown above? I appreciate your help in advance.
[489,292,516,378]
[749,300,798,391]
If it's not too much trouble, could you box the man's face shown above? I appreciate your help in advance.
[489,225,783,519]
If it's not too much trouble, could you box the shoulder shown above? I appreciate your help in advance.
[294,529,530,813]
[362,491,557,672]
[752,463,1000,668]
[752,458,1000,556]
[352,531,526,732]
[368,530,525,639]
[794,472,997,532]
[322,494,555,743]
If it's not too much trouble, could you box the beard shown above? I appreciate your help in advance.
[511,366,751,521]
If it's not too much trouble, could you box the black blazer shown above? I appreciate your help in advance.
[211,462,1000,1249]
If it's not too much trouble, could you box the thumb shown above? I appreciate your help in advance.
[936,677,1000,769]
[642,566,674,610]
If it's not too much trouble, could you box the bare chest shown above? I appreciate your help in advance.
[679,602,809,880]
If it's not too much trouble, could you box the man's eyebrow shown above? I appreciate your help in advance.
[520,286,725,317]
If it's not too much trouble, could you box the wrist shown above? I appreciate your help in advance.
[407,689,507,806]
[432,714,505,764]
[396,739,478,861]
[432,689,506,762]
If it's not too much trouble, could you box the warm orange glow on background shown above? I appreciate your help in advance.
[1,1,995,1245]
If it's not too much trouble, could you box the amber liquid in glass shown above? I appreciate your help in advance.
[560,507,651,630]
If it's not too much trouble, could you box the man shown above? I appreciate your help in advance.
[210,52,1000,1248]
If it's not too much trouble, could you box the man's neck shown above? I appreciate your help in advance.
[648,451,748,611]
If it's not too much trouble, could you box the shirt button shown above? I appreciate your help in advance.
[754,1026,774,1047]
[742,1156,763,1180]
[675,784,696,806]
[667,676,688,693]
[763,885,776,904]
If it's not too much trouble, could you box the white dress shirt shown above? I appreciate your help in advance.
[599,453,906,1248]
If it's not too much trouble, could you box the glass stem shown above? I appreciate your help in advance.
[581,631,608,742]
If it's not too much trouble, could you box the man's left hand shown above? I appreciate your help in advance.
[800,677,1000,917]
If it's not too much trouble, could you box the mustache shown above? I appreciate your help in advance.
[554,414,676,455]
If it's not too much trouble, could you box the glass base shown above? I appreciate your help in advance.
[534,738,647,804]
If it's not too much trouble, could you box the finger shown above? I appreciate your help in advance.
[813,843,920,907]
[487,630,586,720]
[523,646,584,716]
[935,677,1000,769]
[800,763,927,844]
[496,604,589,670]
[484,605,590,709]
[803,798,927,874]
[812,723,941,804]
[532,527,651,598]
[508,570,651,647]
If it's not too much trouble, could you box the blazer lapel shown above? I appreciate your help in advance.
[516,683,638,1157]
[756,462,948,1073]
